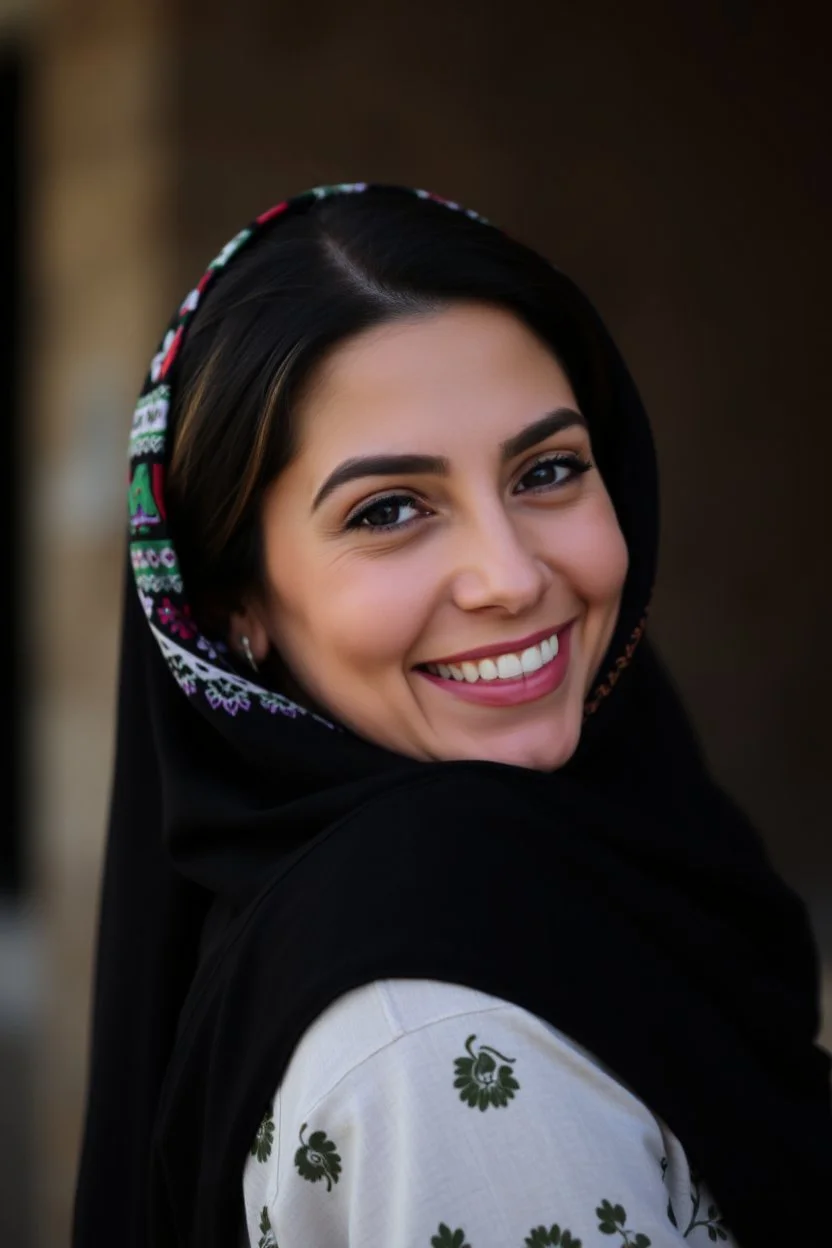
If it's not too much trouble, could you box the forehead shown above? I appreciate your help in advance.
[293,302,578,460]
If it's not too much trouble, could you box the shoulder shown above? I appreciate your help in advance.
[277,979,519,1115]
[277,977,659,1134]
[243,979,735,1246]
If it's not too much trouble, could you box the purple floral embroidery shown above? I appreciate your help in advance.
[259,692,299,717]
[205,683,251,715]
[196,634,226,661]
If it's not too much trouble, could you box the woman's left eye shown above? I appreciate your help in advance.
[515,453,592,494]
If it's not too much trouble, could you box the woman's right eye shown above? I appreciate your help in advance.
[346,493,427,532]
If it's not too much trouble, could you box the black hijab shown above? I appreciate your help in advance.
[73,185,832,1248]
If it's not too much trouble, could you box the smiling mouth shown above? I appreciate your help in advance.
[417,627,564,686]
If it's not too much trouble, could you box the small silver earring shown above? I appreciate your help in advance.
[239,635,258,672]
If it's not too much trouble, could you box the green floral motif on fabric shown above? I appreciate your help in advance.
[679,1175,729,1241]
[660,1157,677,1229]
[430,1224,471,1248]
[294,1122,342,1191]
[660,1158,730,1241]
[250,1106,275,1162]
[453,1034,520,1110]
[596,1199,651,1246]
[524,1223,582,1246]
[694,1207,729,1243]
[257,1205,277,1248]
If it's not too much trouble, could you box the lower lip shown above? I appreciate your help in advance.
[416,622,574,708]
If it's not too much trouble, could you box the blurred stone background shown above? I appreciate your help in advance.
[0,1,829,1245]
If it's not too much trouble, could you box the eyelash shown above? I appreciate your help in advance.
[344,451,593,533]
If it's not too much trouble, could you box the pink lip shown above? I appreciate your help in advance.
[415,621,575,708]
[421,619,574,667]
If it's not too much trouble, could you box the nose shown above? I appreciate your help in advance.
[450,506,552,616]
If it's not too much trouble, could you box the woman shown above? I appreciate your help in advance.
[73,184,832,1248]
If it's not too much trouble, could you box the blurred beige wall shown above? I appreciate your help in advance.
[21,0,831,1244]
[0,0,33,30]
[26,2,177,1242]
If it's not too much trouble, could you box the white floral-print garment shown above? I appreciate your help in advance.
[242,979,737,1248]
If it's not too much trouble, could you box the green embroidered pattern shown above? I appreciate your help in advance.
[596,1200,651,1246]
[431,1225,472,1248]
[209,227,253,270]
[524,1224,582,1246]
[257,1205,277,1248]
[130,539,182,594]
[250,1107,274,1162]
[129,385,169,460]
[294,1122,342,1191]
[453,1034,520,1110]
[128,462,161,530]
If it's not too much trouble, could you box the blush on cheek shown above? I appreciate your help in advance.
[564,510,629,605]
[313,562,433,678]
[564,512,628,693]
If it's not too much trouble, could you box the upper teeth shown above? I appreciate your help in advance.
[426,633,560,683]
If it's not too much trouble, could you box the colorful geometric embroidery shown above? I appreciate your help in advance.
[131,540,182,594]
[157,596,197,640]
[130,385,170,460]
[128,462,162,533]
[310,181,367,201]
[150,330,178,385]
[414,187,491,224]
[584,615,648,719]
[151,626,310,719]
[209,227,253,271]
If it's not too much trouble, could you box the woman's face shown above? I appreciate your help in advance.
[234,302,628,770]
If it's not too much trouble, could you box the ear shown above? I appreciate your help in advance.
[228,605,271,663]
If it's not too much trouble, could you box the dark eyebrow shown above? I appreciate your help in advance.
[499,408,587,460]
[311,407,587,512]
[312,453,449,511]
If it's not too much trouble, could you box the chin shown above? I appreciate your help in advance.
[442,716,583,773]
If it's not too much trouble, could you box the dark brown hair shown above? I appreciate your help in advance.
[167,188,610,632]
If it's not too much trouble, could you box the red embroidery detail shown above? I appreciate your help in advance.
[158,325,184,380]
[152,463,167,520]
[157,597,197,640]
[584,614,648,718]
[256,201,290,226]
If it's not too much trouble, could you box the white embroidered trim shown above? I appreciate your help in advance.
[150,624,335,727]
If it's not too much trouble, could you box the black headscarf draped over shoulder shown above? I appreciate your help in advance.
[72,185,832,1248]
